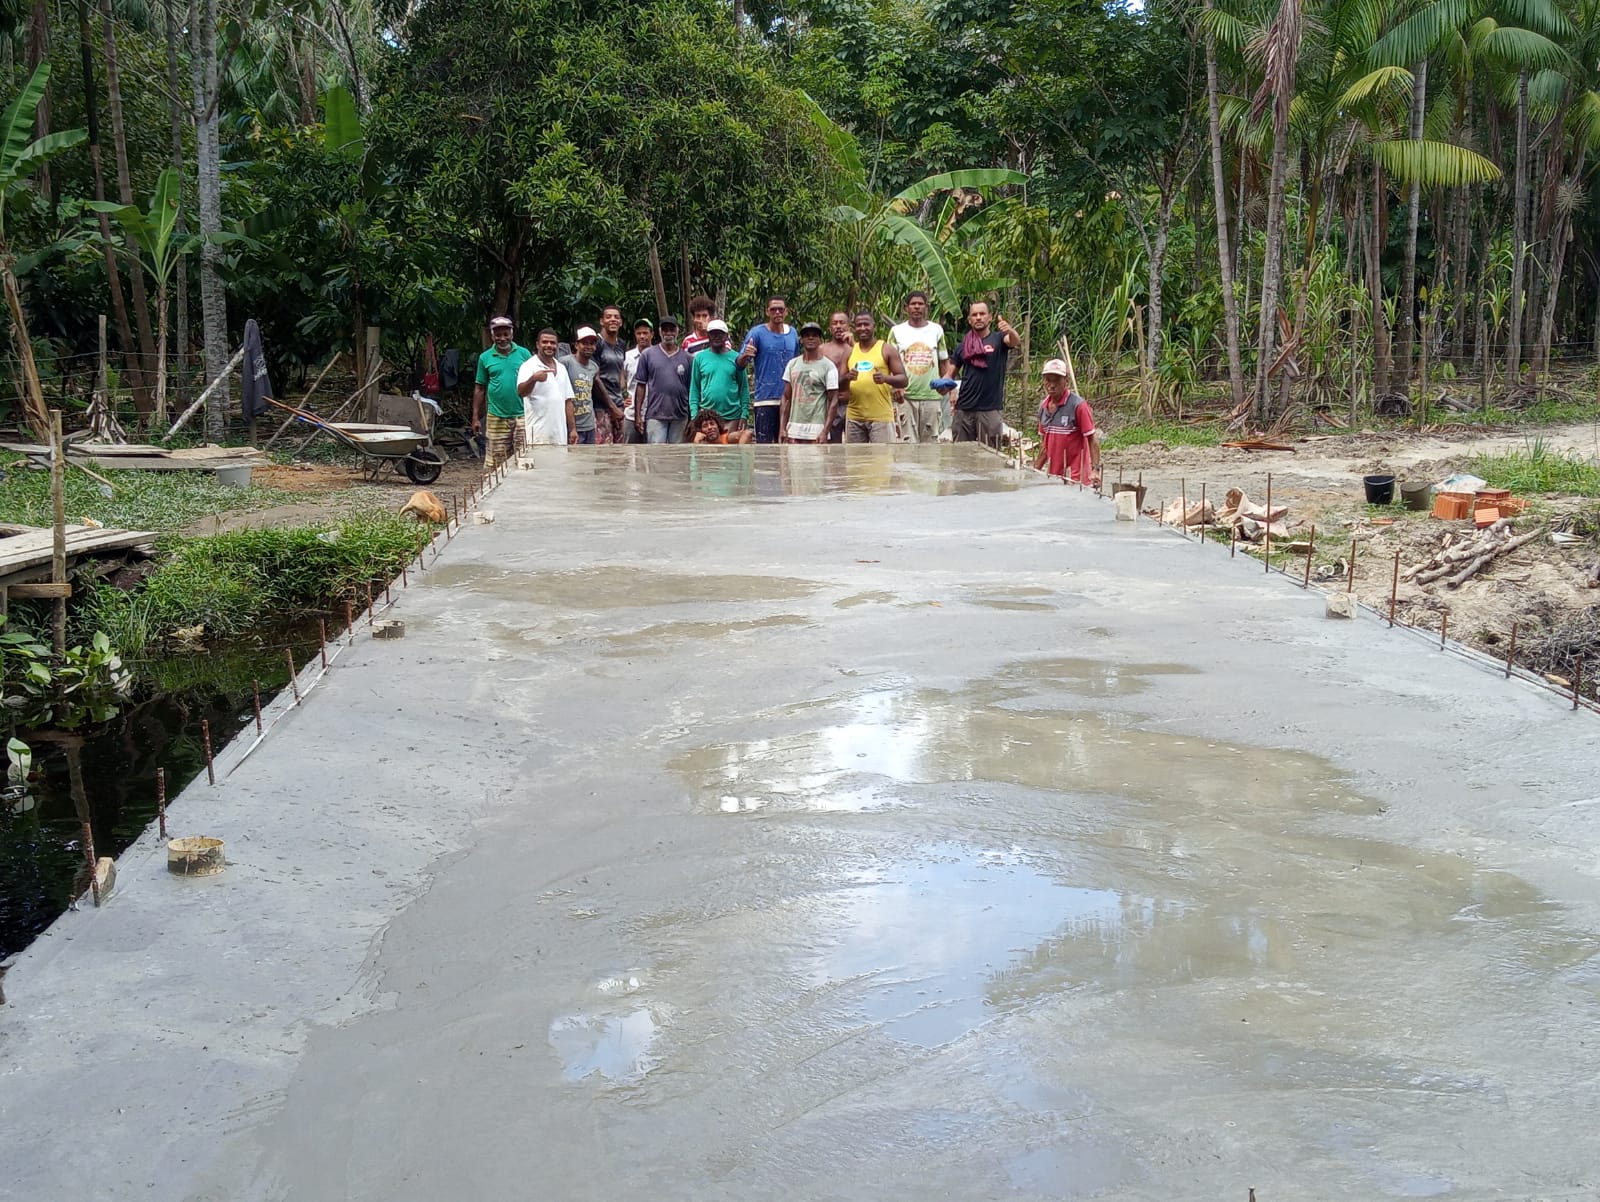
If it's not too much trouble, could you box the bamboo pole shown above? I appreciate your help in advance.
[262,352,343,451]
[161,344,246,442]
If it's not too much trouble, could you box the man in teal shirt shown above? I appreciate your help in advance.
[688,320,751,427]
[471,315,532,467]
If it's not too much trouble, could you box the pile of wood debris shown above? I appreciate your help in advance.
[1401,518,1545,590]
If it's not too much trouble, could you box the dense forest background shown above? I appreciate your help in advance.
[3,0,1599,434]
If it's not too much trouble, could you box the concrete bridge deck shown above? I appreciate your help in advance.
[3,444,1597,1200]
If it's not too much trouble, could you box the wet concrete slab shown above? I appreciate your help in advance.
[3,444,1599,1201]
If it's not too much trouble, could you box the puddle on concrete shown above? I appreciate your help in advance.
[834,590,898,610]
[812,844,1182,1047]
[429,563,819,606]
[600,614,812,654]
[547,1009,659,1085]
[667,658,1594,1056]
[1004,1139,1137,1198]
[971,598,1056,611]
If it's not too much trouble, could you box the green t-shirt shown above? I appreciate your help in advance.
[689,348,750,422]
[475,343,533,419]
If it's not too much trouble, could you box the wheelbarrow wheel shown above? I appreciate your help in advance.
[403,447,445,485]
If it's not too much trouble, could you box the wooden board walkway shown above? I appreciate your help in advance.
[0,524,156,596]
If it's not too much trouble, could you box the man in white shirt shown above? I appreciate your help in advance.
[621,318,654,443]
[517,328,576,445]
[889,290,952,443]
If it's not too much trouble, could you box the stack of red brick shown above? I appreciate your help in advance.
[1433,487,1527,525]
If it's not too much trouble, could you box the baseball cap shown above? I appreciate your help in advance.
[575,326,598,341]
[489,315,513,329]
[658,314,680,329]
[634,317,653,329]
[706,319,729,334]
[799,320,823,336]
[1041,358,1069,377]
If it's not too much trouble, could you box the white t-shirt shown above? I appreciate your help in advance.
[622,347,643,421]
[518,356,574,445]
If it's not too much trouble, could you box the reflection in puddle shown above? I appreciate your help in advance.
[548,1009,659,1085]
[429,563,818,606]
[813,844,1187,1047]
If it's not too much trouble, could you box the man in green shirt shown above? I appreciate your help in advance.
[471,315,532,467]
[688,320,751,427]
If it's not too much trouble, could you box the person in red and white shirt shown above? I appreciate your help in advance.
[1033,359,1101,485]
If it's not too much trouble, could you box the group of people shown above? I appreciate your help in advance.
[468,291,1101,485]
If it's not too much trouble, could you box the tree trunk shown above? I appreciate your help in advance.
[1254,117,1292,420]
[1535,146,1586,377]
[154,278,169,425]
[1507,68,1529,387]
[102,0,163,417]
[1397,59,1427,382]
[1451,182,1472,363]
[78,0,150,415]
[1366,161,1393,396]
[1145,183,1177,386]
[192,0,231,440]
[647,236,668,318]
[27,0,53,207]
[1,239,53,440]
[164,0,190,410]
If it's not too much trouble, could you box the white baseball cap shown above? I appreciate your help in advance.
[706,319,730,334]
[574,326,598,341]
[1041,359,1070,377]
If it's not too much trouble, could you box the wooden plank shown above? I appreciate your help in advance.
[10,581,72,599]
[0,527,156,576]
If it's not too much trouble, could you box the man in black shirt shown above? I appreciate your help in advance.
[594,305,630,443]
[947,300,1019,448]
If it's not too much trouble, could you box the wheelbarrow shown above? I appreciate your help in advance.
[263,395,446,484]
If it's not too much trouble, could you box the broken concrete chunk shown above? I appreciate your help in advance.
[1114,491,1138,521]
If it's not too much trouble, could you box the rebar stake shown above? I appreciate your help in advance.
[318,619,328,669]
[1507,622,1518,678]
[286,648,301,704]
[252,679,263,732]
[366,582,376,626]
[1264,473,1273,573]
[1230,524,1237,558]
[345,600,355,646]
[1576,657,1586,711]
[1304,525,1316,587]
[401,560,408,588]
[1440,613,1449,649]
[1388,549,1401,626]
[1348,538,1357,593]
[1200,484,1207,545]
[156,767,166,839]
[202,719,215,785]
[1180,479,1188,538]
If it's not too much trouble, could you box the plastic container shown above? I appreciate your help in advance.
[1363,474,1396,505]
[1400,481,1431,511]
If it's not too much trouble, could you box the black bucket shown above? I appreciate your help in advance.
[1363,474,1396,505]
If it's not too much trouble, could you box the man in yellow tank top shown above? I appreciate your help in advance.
[841,311,908,444]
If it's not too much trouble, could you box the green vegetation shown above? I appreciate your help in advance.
[0,622,130,730]
[1473,442,1600,497]
[82,512,424,653]
[0,454,292,534]
[1098,419,1225,453]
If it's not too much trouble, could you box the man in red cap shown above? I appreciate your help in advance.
[1033,359,1100,484]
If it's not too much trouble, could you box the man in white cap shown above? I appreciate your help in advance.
[558,326,621,445]
[471,315,531,468]
[1033,359,1100,484]
[517,328,576,446]
[689,319,751,429]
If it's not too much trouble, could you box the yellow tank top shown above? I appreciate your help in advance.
[847,340,893,423]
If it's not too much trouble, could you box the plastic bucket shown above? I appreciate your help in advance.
[1400,481,1431,511]
[1363,474,1396,505]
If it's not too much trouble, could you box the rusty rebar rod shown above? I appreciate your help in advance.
[1507,622,1518,678]
[318,619,329,669]
[156,767,166,839]
[252,680,262,733]
[1264,472,1273,573]
[1304,525,1316,587]
[202,719,215,785]
[1388,550,1401,626]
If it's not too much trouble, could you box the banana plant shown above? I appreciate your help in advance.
[0,65,87,440]
[89,169,193,425]
[801,93,1025,315]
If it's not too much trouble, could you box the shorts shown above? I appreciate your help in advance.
[574,428,596,445]
[951,408,1003,446]
[902,398,945,442]
[845,420,892,444]
[753,405,781,443]
[484,413,520,468]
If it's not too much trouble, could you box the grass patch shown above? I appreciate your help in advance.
[1098,418,1225,452]
[0,452,294,534]
[1472,440,1600,497]
[1438,398,1600,427]
[82,511,426,653]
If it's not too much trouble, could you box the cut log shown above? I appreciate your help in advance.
[1445,527,1546,589]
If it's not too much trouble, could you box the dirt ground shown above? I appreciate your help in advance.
[1105,419,1600,679]
[183,457,485,536]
